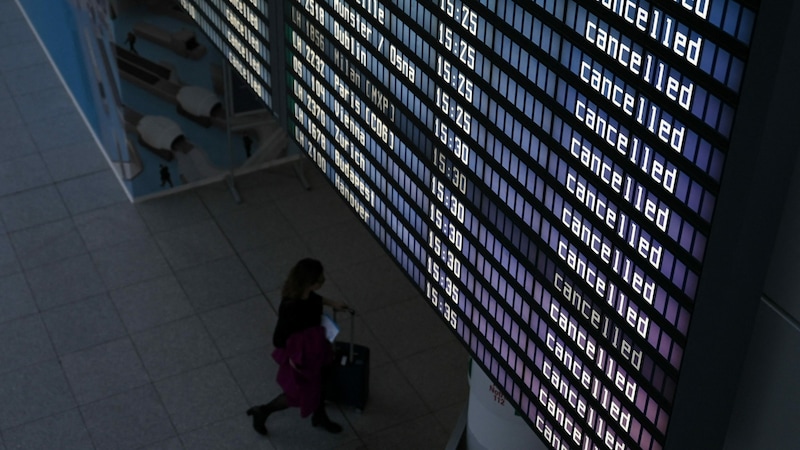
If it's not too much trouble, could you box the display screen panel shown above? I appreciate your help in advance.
[181,0,274,108]
[283,0,760,448]
[177,0,763,447]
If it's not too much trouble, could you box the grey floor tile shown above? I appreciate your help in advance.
[0,97,23,133]
[0,17,34,47]
[275,182,356,235]
[0,125,37,165]
[81,384,176,450]
[26,253,106,310]
[225,345,280,406]
[0,153,53,197]
[25,112,93,151]
[0,40,46,71]
[433,402,466,439]
[0,1,23,25]
[360,414,449,450]
[0,408,93,450]
[56,170,127,215]
[327,256,420,313]
[263,288,282,312]
[138,437,184,450]
[395,340,469,412]
[41,140,109,183]
[195,179,267,217]
[257,403,353,449]
[246,163,322,203]
[110,275,194,333]
[363,299,455,361]
[340,362,429,436]
[176,255,261,312]
[214,204,295,253]
[239,237,313,295]
[41,293,127,355]
[15,85,73,124]
[132,316,221,380]
[6,66,63,101]
[0,185,69,232]
[135,192,211,234]
[0,359,76,429]
[0,233,21,278]
[0,272,37,324]
[73,202,150,251]
[200,296,275,358]
[0,76,10,100]
[154,362,247,433]
[179,416,277,450]
[155,220,234,270]
[61,338,150,405]
[91,237,172,290]
[300,220,386,269]
[9,217,87,270]
[0,315,55,375]
[330,440,369,450]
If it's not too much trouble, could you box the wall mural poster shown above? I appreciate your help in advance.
[18,0,288,199]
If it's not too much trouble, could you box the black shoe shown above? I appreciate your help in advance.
[311,413,343,433]
[246,407,268,435]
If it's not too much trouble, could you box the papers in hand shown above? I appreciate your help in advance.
[321,313,339,342]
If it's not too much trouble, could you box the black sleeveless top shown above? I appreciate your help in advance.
[272,291,323,348]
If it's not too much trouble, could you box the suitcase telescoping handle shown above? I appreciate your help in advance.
[333,307,356,363]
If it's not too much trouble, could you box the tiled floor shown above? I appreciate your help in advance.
[0,2,469,449]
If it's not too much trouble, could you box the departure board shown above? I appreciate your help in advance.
[283,0,761,448]
[180,0,274,108]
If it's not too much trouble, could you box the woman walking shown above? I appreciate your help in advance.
[247,258,348,435]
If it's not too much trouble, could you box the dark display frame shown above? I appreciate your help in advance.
[281,0,762,448]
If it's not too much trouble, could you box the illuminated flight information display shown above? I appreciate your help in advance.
[283,0,761,448]
[181,0,274,107]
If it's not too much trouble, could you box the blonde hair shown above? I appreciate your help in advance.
[281,258,324,299]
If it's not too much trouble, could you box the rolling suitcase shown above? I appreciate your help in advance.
[326,308,370,411]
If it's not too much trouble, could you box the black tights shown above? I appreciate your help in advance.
[259,393,332,420]
[260,393,289,414]
[247,365,340,435]
[249,392,336,434]
[247,394,289,435]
